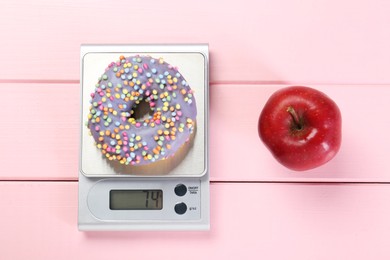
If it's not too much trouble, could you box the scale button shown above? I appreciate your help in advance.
[174,202,187,215]
[174,184,187,197]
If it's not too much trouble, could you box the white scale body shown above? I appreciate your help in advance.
[78,44,209,231]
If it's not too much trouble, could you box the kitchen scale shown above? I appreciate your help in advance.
[78,44,209,231]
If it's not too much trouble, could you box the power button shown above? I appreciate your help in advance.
[174,184,187,197]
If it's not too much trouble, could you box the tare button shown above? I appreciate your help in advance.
[174,184,187,197]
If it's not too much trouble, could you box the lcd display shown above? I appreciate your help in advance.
[110,190,163,210]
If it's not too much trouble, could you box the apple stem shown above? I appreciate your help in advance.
[287,106,303,130]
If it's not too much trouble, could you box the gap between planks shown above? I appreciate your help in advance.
[0,180,389,185]
[3,79,390,86]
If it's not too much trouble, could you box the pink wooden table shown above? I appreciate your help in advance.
[1,0,390,259]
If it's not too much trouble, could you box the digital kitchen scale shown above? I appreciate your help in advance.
[78,44,209,231]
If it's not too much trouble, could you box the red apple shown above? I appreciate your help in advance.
[258,86,342,171]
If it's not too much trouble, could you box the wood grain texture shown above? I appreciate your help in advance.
[2,83,390,182]
[1,1,390,257]
[210,84,390,182]
[1,0,390,83]
[0,83,79,180]
[0,182,389,260]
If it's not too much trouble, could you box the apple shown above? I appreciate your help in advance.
[258,86,342,171]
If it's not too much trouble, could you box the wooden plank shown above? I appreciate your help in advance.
[1,1,390,83]
[0,182,389,259]
[210,84,390,182]
[0,83,79,180]
[1,83,390,182]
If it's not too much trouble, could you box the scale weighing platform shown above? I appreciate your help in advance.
[78,44,209,231]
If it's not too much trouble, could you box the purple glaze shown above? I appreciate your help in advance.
[87,55,197,166]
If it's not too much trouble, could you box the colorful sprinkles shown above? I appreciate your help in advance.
[87,55,197,166]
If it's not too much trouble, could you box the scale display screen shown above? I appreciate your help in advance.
[109,190,163,210]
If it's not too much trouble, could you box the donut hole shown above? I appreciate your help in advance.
[131,99,154,121]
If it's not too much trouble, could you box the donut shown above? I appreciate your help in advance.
[87,55,197,166]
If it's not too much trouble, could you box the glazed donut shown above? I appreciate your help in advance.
[87,55,197,166]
